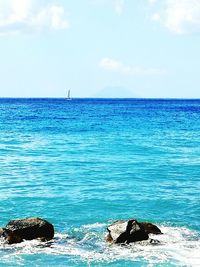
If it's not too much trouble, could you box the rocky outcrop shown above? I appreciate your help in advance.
[141,222,162,235]
[1,217,162,246]
[2,217,54,244]
[106,219,162,244]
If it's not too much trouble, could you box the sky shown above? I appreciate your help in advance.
[0,0,200,98]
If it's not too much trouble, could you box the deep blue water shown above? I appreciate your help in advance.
[0,98,200,266]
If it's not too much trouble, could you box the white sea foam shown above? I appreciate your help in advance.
[82,222,107,229]
[0,224,199,266]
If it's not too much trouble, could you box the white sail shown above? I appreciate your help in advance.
[67,90,70,99]
[66,90,71,100]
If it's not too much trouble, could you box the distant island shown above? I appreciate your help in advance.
[94,86,139,98]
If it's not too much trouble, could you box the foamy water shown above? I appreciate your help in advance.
[0,223,199,266]
[0,98,200,266]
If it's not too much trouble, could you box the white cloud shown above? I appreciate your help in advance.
[150,0,200,34]
[31,5,68,30]
[151,13,161,22]
[0,0,69,34]
[99,58,121,71]
[99,58,165,76]
[115,0,124,15]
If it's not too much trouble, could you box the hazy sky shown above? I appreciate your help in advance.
[0,0,200,98]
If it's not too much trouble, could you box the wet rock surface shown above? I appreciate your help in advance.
[1,217,54,244]
[141,222,162,235]
[1,217,162,246]
[106,219,162,244]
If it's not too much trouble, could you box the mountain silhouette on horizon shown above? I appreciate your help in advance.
[94,86,139,98]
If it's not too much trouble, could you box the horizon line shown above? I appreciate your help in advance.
[0,97,200,100]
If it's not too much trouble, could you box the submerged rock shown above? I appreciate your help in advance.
[2,217,54,244]
[106,219,162,244]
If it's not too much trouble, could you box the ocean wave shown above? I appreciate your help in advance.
[0,223,199,266]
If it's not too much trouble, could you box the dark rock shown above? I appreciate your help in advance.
[106,219,149,244]
[2,217,54,244]
[140,222,162,235]
[150,238,161,245]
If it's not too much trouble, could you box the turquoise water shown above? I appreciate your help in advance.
[0,98,199,266]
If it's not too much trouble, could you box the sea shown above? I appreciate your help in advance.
[0,98,199,267]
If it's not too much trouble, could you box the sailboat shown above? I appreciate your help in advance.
[66,90,71,100]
